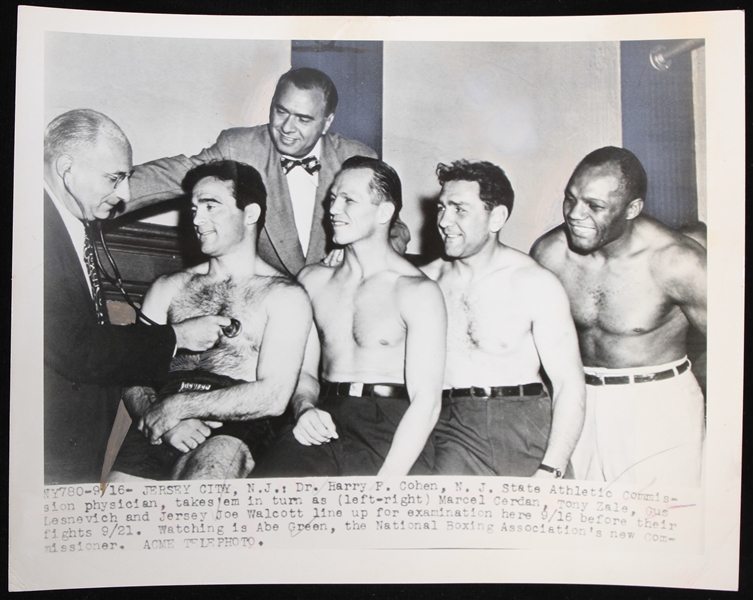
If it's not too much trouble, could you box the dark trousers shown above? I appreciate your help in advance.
[113,370,275,480]
[434,388,554,476]
[253,394,434,477]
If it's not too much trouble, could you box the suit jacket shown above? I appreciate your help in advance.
[44,193,177,484]
[130,125,377,275]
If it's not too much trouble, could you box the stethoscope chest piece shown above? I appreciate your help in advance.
[222,318,242,338]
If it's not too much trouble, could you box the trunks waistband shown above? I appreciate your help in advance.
[320,381,409,400]
[159,370,247,398]
[442,383,545,402]
[584,358,690,386]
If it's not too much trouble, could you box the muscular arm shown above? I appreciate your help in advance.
[656,240,707,336]
[378,278,447,478]
[527,269,586,475]
[289,325,341,445]
[141,287,313,442]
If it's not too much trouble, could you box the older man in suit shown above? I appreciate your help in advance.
[44,109,231,484]
[127,67,408,275]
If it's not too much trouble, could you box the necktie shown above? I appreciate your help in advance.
[280,155,321,175]
[83,225,109,325]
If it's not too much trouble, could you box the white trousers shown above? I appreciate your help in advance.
[570,357,705,487]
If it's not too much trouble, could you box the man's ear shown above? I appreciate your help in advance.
[321,112,335,136]
[377,201,396,225]
[245,203,262,226]
[626,198,644,220]
[55,154,73,179]
[489,205,509,233]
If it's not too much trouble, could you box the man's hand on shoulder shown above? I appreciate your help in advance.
[418,257,445,281]
[293,408,339,446]
[321,248,344,268]
[389,219,411,255]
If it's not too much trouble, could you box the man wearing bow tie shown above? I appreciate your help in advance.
[128,67,409,276]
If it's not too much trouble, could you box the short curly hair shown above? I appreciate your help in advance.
[182,160,267,230]
[572,146,648,203]
[436,160,514,214]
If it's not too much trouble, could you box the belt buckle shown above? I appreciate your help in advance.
[471,386,492,399]
[349,382,364,397]
[585,374,603,386]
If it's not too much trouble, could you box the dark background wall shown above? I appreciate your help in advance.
[621,40,699,228]
[292,40,383,157]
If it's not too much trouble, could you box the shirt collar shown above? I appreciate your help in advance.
[280,139,322,162]
[45,180,87,239]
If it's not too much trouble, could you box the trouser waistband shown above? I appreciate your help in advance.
[159,369,245,398]
[442,383,545,403]
[585,358,691,386]
[320,381,409,400]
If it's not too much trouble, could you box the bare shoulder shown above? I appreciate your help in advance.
[395,270,446,316]
[296,262,336,294]
[530,224,568,263]
[149,264,204,297]
[639,217,706,283]
[263,276,312,317]
[506,247,567,296]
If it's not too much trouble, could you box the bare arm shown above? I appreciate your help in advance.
[140,287,312,442]
[527,268,586,476]
[530,226,567,273]
[290,325,341,445]
[378,278,447,478]
[656,241,707,336]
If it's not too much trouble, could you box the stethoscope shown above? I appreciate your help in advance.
[64,173,242,338]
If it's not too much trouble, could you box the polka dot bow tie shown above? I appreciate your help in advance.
[280,155,321,175]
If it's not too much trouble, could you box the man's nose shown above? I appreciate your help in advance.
[193,208,205,225]
[438,208,453,229]
[281,115,296,133]
[566,200,586,220]
[115,178,131,203]
[329,197,342,215]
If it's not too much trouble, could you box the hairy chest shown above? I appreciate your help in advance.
[440,277,530,354]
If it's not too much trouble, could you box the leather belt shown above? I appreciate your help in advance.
[585,359,690,386]
[321,381,409,400]
[442,383,545,401]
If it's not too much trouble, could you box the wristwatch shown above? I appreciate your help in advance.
[537,463,563,478]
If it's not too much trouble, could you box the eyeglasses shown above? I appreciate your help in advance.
[78,161,134,188]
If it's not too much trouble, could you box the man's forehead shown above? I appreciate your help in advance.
[569,165,623,193]
[191,177,236,203]
[83,136,132,168]
[334,168,373,190]
[274,83,328,112]
[439,179,482,203]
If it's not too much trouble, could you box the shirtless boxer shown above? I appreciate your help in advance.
[112,160,312,480]
[422,160,585,478]
[254,156,446,478]
[531,146,706,486]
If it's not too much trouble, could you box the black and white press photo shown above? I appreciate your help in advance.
[9,7,744,592]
